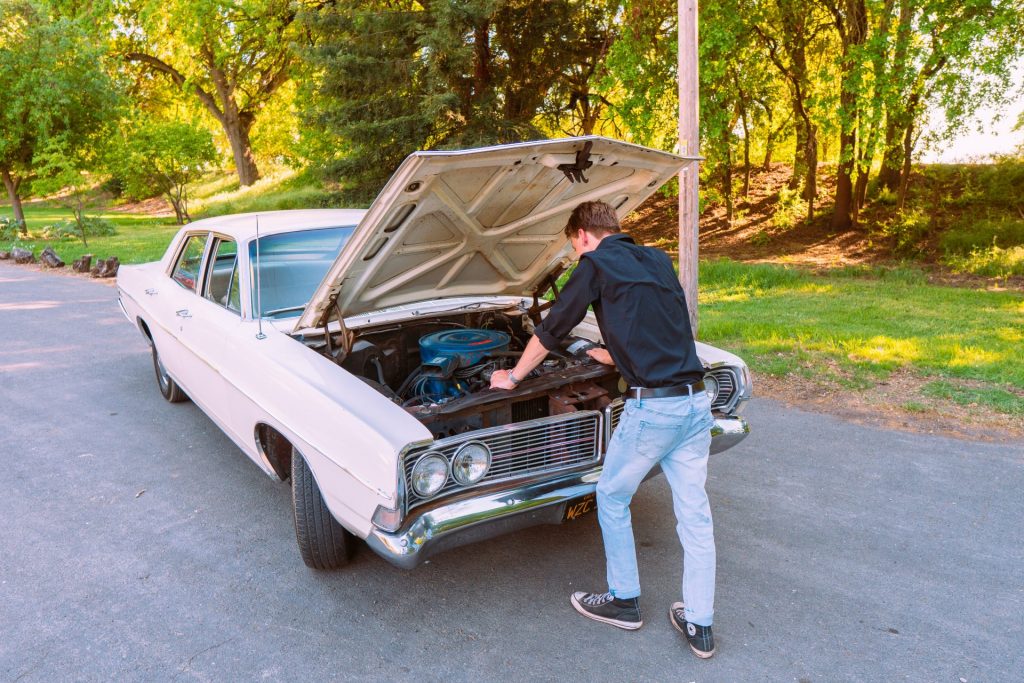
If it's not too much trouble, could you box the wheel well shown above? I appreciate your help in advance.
[137,318,153,342]
[255,424,292,482]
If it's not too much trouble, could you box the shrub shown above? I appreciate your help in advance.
[40,217,116,243]
[0,216,26,240]
[938,217,1024,255]
[944,245,1024,277]
[771,186,807,231]
[882,209,931,256]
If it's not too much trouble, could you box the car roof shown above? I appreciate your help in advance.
[184,209,369,241]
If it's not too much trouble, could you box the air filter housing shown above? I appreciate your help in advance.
[418,329,511,378]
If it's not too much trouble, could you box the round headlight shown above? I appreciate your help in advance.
[411,452,449,498]
[452,442,491,485]
[703,375,719,403]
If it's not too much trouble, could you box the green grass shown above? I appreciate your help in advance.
[921,380,1024,415]
[192,168,346,217]
[697,259,1024,414]
[0,168,345,265]
[1,203,179,264]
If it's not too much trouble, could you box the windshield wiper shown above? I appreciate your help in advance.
[261,303,308,317]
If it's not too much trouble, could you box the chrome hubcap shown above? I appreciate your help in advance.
[156,354,170,391]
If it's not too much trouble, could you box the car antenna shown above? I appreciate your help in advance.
[255,216,266,340]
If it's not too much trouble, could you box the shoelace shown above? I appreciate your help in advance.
[581,592,614,606]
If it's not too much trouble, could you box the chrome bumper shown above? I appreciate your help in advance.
[365,416,749,569]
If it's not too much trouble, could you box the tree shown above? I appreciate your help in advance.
[0,0,119,229]
[120,0,300,186]
[115,120,218,224]
[876,0,1024,207]
[299,1,433,200]
[752,0,834,220]
[822,0,868,230]
[299,0,620,198]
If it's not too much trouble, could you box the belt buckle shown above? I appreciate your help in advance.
[634,387,642,401]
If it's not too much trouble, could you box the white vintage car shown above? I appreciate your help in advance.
[117,137,751,570]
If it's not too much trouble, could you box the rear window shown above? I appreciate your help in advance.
[249,226,355,318]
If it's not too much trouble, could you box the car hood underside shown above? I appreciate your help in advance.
[295,137,696,332]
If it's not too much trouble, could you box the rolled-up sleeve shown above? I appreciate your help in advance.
[534,258,600,350]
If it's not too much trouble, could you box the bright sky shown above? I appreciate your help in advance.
[919,61,1024,163]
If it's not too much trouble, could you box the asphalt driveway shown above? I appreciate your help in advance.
[1,262,1021,682]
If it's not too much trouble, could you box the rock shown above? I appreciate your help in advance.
[91,256,120,278]
[11,247,34,264]
[72,254,93,273]
[39,246,65,268]
[0,251,9,260]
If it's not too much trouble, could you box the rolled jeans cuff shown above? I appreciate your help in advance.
[685,609,713,627]
[610,588,640,600]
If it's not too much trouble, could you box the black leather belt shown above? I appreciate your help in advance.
[629,380,705,400]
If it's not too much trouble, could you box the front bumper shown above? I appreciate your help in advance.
[365,415,749,568]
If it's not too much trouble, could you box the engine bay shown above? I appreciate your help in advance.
[299,308,625,440]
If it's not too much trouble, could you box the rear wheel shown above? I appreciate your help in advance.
[151,343,188,403]
[292,447,355,569]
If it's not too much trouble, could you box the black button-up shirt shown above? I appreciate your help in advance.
[534,233,704,388]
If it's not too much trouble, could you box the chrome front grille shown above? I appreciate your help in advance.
[404,412,602,509]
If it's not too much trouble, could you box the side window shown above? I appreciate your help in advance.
[171,234,208,292]
[204,238,240,313]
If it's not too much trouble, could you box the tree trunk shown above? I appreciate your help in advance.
[762,105,778,169]
[897,119,914,210]
[880,0,912,194]
[832,142,854,230]
[1,168,26,230]
[166,186,188,225]
[805,126,817,220]
[791,100,808,191]
[724,153,733,223]
[741,106,751,198]
[879,120,903,192]
[854,169,869,216]
[224,114,259,187]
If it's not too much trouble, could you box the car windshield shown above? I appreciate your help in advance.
[249,226,355,318]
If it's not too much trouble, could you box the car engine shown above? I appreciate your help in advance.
[305,308,624,440]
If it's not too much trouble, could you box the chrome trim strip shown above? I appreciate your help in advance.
[117,295,132,323]
[368,416,749,568]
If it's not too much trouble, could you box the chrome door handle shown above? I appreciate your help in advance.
[175,309,192,318]
[144,288,158,296]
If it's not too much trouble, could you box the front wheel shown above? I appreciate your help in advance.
[151,343,188,403]
[292,448,355,569]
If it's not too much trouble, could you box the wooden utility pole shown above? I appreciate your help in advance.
[678,0,700,334]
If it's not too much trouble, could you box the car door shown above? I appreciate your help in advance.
[147,231,211,395]
[169,236,249,426]
[176,236,269,464]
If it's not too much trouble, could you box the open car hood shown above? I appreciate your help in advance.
[295,136,696,331]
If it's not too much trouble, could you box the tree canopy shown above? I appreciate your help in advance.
[0,0,119,226]
[1,0,1022,227]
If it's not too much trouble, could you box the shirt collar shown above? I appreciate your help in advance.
[597,233,635,250]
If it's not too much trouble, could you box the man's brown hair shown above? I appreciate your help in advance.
[564,200,621,239]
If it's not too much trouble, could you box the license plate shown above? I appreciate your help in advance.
[563,493,597,522]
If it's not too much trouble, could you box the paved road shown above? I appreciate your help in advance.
[1,262,1022,682]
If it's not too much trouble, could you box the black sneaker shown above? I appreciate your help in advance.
[570,591,643,630]
[669,602,715,658]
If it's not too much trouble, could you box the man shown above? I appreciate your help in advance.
[490,200,717,659]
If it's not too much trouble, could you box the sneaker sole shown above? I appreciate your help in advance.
[570,594,643,631]
[668,607,716,659]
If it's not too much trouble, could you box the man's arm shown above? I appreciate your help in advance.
[490,259,601,390]
[490,335,551,389]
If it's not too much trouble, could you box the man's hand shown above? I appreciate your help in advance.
[490,369,518,390]
[586,347,615,366]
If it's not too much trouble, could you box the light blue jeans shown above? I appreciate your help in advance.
[597,392,716,626]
